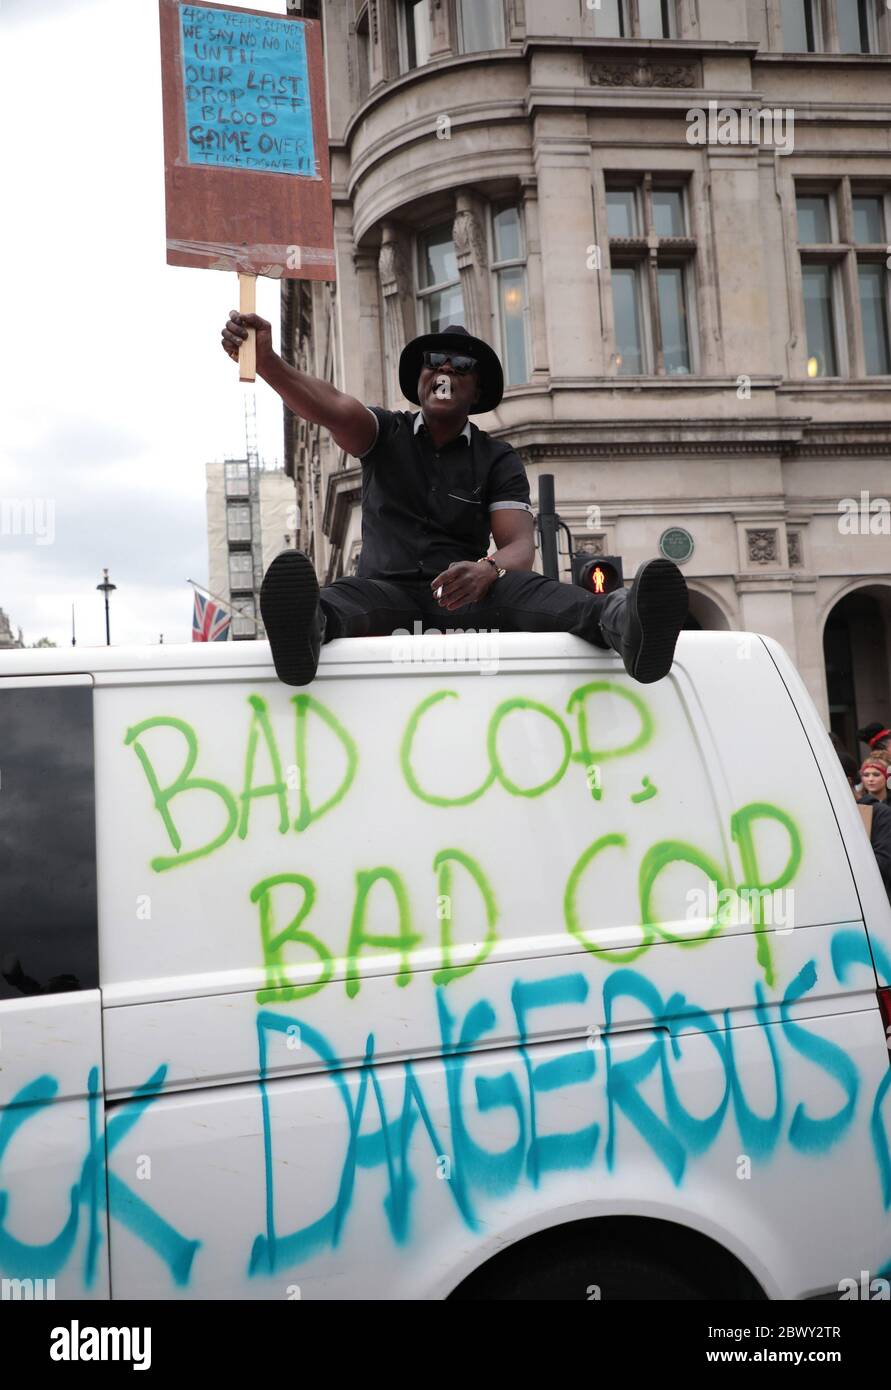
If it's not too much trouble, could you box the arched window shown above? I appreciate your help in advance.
[416,223,465,331]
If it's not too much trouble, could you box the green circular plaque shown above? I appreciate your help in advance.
[659,527,694,563]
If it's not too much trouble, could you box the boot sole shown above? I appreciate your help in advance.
[626,558,689,684]
[259,551,321,687]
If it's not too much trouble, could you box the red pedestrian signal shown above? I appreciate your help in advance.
[572,555,624,594]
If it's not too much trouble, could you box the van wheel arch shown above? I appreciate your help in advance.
[447,1217,768,1301]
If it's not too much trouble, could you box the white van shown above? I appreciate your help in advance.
[1,630,889,1301]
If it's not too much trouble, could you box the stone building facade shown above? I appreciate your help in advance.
[282,0,891,751]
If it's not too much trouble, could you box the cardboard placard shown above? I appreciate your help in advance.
[159,0,335,280]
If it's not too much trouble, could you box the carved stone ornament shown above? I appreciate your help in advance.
[747,529,778,565]
[787,531,803,567]
[453,208,488,269]
[589,62,698,89]
[378,238,409,297]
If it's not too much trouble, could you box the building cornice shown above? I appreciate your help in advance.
[342,50,526,151]
[776,422,891,456]
[341,38,762,151]
[754,51,891,68]
[527,87,891,124]
[521,37,761,59]
[505,417,891,460]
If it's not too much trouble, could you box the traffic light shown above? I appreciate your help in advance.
[572,555,624,596]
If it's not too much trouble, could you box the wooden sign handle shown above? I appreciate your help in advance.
[239,273,257,383]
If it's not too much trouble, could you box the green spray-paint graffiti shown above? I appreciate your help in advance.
[399,682,654,806]
[248,797,798,1003]
[252,849,498,1003]
[124,693,358,872]
[126,686,802,990]
[126,681,655,860]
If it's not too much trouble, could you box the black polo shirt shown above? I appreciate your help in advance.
[353,407,533,582]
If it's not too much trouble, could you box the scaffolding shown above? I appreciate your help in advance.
[244,391,266,636]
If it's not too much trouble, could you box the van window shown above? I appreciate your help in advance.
[0,684,99,999]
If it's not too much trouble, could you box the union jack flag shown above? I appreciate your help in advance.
[192,591,231,642]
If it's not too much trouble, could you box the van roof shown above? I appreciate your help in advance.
[0,630,756,678]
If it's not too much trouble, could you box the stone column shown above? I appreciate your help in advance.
[378,223,416,406]
[520,175,549,378]
[533,113,603,377]
[367,0,398,87]
[452,192,490,337]
[355,249,385,408]
[428,0,454,59]
[823,0,840,53]
[734,519,799,663]
[332,199,364,395]
[706,150,774,378]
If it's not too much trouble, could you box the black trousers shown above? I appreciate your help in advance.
[318,572,611,648]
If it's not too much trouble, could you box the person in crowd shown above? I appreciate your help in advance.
[838,751,891,904]
[858,756,890,805]
[858,721,891,757]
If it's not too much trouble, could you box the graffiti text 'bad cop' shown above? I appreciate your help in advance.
[125,681,656,871]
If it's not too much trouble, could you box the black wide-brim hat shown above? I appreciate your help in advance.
[399,324,504,415]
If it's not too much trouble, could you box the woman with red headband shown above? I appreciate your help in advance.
[858,755,890,805]
[837,748,891,906]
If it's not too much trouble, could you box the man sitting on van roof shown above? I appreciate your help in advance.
[221,314,688,689]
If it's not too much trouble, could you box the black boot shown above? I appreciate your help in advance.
[259,550,326,687]
[598,558,688,684]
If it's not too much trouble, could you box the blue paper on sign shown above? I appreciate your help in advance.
[179,3,316,176]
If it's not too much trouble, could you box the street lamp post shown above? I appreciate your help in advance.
[96,568,116,646]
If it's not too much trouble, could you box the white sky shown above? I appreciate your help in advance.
[0,0,292,647]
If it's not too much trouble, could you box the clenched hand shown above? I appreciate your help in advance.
[221,310,275,372]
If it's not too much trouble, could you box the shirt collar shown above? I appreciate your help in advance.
[414,412,471,445]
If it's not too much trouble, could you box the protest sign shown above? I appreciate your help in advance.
[159,1,334,379]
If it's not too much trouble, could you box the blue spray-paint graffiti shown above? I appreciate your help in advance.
[251,951,891,1275]
[0,1064,200,1288]
[0,1075,81,1279]
[1,933,889,1288]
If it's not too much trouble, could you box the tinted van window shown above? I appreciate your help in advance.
[0,683,98,1000]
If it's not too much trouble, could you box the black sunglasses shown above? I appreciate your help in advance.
[423,350,478,374]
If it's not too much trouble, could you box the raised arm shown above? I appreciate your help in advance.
[221,310,377,458]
